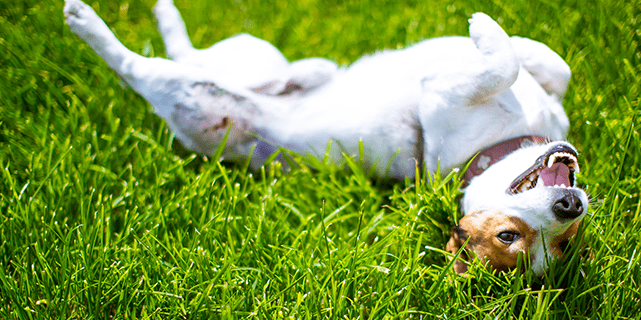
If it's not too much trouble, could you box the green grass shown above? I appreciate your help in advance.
[1,0,640,318]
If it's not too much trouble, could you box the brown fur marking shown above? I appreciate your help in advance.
[447,210,538,273]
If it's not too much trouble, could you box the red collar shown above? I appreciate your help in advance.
[461,136,549,187]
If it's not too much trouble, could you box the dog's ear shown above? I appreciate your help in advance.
[446,225,470,274]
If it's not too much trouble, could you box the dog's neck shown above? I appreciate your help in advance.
[462,135,549,186]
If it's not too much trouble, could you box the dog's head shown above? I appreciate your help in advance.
[449,141,588,275]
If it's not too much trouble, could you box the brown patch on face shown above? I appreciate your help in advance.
[447,210,538,274]
[446,225,470,274]
[550,221,580,257]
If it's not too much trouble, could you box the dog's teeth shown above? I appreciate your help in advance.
[547,156,555,167]
[546,151,580,172]
[524,181,531,189]
[567,155,578,169]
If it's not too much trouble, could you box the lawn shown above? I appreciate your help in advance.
[1,0,640,318]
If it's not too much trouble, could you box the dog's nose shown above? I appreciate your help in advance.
[552,190,584,219]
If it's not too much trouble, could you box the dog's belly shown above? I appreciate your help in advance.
[252,37,506,177]
[258,88,422,177]
[242,36,567,179]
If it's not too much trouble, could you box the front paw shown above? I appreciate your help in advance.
[468,13,511,55]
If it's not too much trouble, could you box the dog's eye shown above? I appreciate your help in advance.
[497,231,519,244]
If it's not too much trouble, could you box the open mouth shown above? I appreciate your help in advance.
[507,144,579,195]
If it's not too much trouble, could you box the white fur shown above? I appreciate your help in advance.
[63,0,570,178]
[64,0,583,274]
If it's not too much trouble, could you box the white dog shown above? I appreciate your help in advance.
[63,0,588,275]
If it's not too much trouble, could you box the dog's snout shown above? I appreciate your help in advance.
[552,190,583,219]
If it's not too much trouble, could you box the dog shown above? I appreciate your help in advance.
[63,0,588,275]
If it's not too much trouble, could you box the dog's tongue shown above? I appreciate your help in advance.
[541,162,570,187]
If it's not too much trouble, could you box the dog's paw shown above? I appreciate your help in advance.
[153,0,175,17]
[64,0,93,26]
[154,0,174,7]
[153,0,179,26]
[63,0,106,41]
[468,13,511,55]
[466,12,519,93]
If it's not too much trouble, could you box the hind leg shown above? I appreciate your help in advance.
[64,0,230,121]
[152,0,338,93]
[65,0,260,158]
[153,0,195,60]
[64,0,194,104]
[64,0,137,74]
[152,0,289,88]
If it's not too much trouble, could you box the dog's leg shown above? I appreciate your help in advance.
[462,13,520,100]
[153,0,195,60]
[64,0,264,158]
[510,36,571,98]
[64,0,136,75]
[153,0,337,95]
[153,0,294,91]
[418,13,520,171]
[64,0,192,106]
[420,13,519,104]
